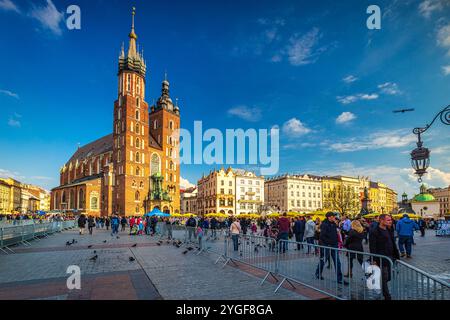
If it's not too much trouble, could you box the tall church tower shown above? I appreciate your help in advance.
[112,8,150,216]
[149,76,181,214]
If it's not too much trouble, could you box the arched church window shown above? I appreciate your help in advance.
[127,74,131,91]
[139,181,144,188]
[132,180,136,188]
[136,167,141,176]
[154,120,158,130]
[136,138,140,148]
[169,121,173,130]
[136,110,140,121]
[136,97,140,108]
[136,152,140,163]
[135,124,140,134]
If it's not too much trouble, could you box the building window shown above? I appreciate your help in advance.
[151,153,160,175]
[140,181,144,188]
[136,152,140,163]
[90,192,99,210]
[154,120,158,129]
[136,138,140,148]
[136,97,140,108]
[135,124,140,134]
[127,74,131,91]
[136,167,141,176]
[135,191,140,201]
[169,121,173,130]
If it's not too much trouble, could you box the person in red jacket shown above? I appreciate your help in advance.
[277,213,291,253]
[129,216,135,235]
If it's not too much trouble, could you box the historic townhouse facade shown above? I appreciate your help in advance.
[428,186,450,217]
[180,187,198,215]
[235,170,264,215]
[265,174,323,213]
[51,11,180,216]
[197,168,235,216]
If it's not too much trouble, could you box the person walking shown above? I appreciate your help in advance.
[277,213,291,253]
[344,220,365,278]
[230,218,241,251]
[304,216,316,254]
[196,225,204,250]
[369,214,400,300]
[111,214,120,236]
[105,217,110,230]
[210,217,218,239]
[396,214,419,258]
[77,214,87,235]
[88,216,95,235]
[120,216,127,232]
[418,218,426,237]
[129,216,135,235]
[293,216,306,250]
[186,215,197,242]
[166,217,173,240]
[315,212,347,285]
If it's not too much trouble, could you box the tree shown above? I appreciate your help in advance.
[325,184,360,217]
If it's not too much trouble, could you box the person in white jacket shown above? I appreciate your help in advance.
[304,216,316,254]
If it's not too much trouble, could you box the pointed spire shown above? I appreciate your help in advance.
[127,7,137,58]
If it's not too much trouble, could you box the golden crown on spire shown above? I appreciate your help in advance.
[129,6,137,39]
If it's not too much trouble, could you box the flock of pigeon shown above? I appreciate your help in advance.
[63,236,204,264]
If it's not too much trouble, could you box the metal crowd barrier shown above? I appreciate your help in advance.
[190,231,449,300]
[0,220,76,254]
[393,260,450,300]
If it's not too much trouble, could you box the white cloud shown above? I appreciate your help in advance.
[337,93,379,104]
[342,75,358,84]
[378,82,402,95]
[327,129,416,152]
[29,0,64,36]
[282,118,311,137]
[437,23,450,55]
[419,0,444,18]
[0,168,25,181]
[442,65,450,75]
[8,117,20,127]
[0,0,19,13]
[424,167,450,186]
[227,105,262,122]
[336,112,356,124]
[180,176,195,190]
[286,28,325,66]
[0,89,19,99]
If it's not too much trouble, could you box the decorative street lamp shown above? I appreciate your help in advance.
[411,105,450,182]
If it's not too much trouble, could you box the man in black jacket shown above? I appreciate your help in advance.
[369,214,400,300]
[186,215,197,242]
[315,212,347,285]
[293,217,306,250]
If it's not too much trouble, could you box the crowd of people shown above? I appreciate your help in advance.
[0,213,74,225]
[73,211,431,300]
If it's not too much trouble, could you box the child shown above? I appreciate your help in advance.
[138,219,144,235]
[196,225,204,250]
[268,225,278,252]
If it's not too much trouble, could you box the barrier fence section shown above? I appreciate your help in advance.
[393,260,450,300]
[188,230,449,300]
[0,220,76,254]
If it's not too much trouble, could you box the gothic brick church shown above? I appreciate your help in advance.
[51,10,180,216]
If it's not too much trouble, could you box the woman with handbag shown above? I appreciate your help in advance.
[344,220,365,278]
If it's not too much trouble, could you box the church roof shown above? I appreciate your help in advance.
[412,193,436,202]
[67,134,113,164]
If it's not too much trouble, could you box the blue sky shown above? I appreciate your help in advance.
[0,0,449,198]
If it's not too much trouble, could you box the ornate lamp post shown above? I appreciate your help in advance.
[411,105,450,182]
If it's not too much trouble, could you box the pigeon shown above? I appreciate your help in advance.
[103,240,107,243]
[116,236,120,239]
[129,257,135,262]
[175,244,181,248]
[254,247,259,253]
[131,243,137,247]
[166,240,170,244]
[90,255,98,261]
[72,239,76,244]
[156,242,161,246]
[88,245,93,248]
[66,241,72,246]
[187,246,194,251]
[182,250,188,254]
[93,250,97,254]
